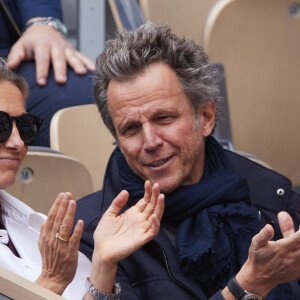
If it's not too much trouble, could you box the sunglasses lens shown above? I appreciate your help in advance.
[18,115,41,145]
[0,112,11,142]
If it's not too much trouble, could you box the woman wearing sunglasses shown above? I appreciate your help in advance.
[0,58,165,300]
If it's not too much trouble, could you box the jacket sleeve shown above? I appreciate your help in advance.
[15,0,63,28]
[115,266,141,300]
[208,290,226,300]
[115,267,226,300]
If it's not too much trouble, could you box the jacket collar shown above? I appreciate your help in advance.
[225,150,294,213]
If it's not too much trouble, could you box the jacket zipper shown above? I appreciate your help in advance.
[152,240,205,299]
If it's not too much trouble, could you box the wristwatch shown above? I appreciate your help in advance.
[85,277,121,300]
[24,17,68,35]
[227,276,263,300]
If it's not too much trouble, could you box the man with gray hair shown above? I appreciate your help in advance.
[75,23,300,300]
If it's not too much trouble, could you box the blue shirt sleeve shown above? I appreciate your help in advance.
[15,0,63,28]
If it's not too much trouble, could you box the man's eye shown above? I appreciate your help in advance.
[156,115,173,123]
[124,124,139,133]
[157,116,169,121]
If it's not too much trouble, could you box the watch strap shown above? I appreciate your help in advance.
[228,276,246,299]
[227,276,262,300]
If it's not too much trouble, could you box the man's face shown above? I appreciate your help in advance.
[0,80,28,190]
[107,63,215,193]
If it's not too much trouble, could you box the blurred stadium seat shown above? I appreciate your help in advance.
[50,104,116,192]
[6,147,93,214]
[203,0,300,185]
[140,0,217,44]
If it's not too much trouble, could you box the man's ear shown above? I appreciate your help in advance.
[198,102,216,137]
[111,132,121,149]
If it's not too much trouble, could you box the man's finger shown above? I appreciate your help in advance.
[153,193,165,221]
[65,47,87,75]
[74,51,96,71]
[34,44,51,85]
[7,43,26,69]
[278,211,295,238]
[143,183,160,219]
[144,180,152,203]
[251,224,274,251]
[106,190,129,216]
[51,44,67,84]
[136,181,152,212]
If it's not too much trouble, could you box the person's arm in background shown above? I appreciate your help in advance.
[7,0,95,86]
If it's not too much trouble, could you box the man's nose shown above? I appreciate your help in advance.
[142,123,163,152]
[5,122,25,150]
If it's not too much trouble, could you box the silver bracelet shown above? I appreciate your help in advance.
[85,278,121,300]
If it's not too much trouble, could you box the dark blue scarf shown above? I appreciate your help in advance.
[115,136,292,299]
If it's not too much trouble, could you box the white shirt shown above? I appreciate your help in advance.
[0,190,91,300]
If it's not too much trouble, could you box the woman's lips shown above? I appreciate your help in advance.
[0,156,22,167]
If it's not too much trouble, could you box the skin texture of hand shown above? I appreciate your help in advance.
[86,181,165,297]
[222,211,300,299]
[36,192,84,295]
[7,23,95,85]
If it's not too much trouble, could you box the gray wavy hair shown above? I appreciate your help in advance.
[94,22,220,136]
[0,57,29,103]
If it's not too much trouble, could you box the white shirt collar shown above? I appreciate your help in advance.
[0,190,45,232]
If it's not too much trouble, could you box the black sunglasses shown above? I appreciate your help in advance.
[0,111,43,145]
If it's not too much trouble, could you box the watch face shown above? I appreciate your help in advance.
[55,19,68,35]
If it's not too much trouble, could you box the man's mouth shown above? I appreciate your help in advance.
[148,155,174,167]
